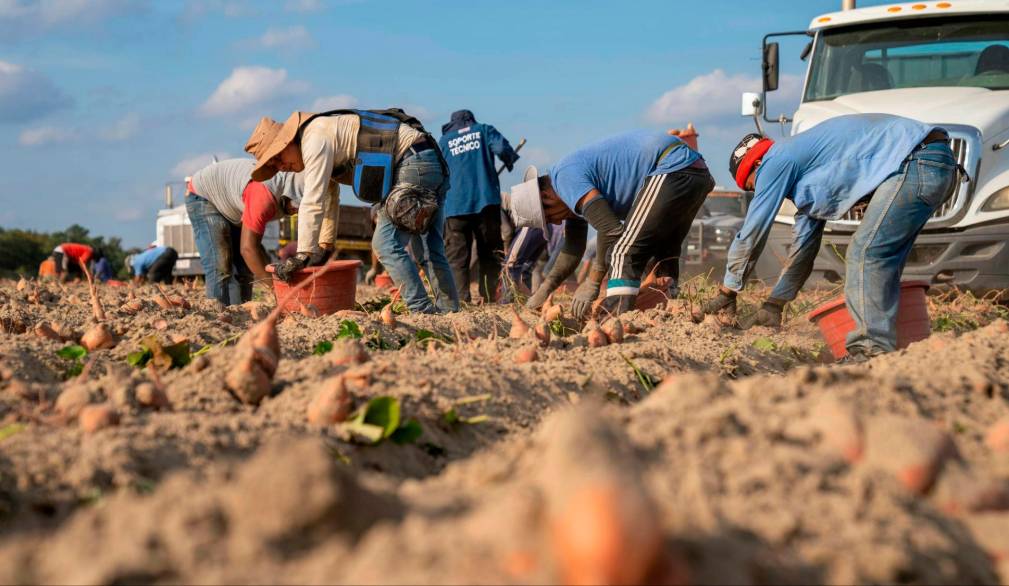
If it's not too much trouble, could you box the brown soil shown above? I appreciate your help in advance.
[1,279,1008,584]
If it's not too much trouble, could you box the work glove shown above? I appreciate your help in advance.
[364,265,379,285]
[570,273,603,320]
[273,252,310,283]
[666,277,680,300]
[526,276,563,311]
[308,248,333,267]
[702,286,737,318]
[743,299,785,329]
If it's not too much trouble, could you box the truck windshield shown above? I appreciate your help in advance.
[805,15,1009,101]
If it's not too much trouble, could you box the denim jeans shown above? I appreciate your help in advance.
[844,141,957,354]
[372,149,460,313]
[185,194,253,306]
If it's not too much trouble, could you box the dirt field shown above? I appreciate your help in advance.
[1,277,1008,585]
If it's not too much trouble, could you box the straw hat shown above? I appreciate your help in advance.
[245,111,316,182]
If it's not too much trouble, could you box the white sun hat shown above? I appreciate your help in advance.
[508,165,545,231]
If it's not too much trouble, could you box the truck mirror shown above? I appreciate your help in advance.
[741,92,762,117]
[763,42,780,92]
[800,40,813,61]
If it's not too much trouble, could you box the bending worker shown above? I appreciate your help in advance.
[127,245,179,284]
[185,159,301,306]
[439,109,520,303]
[52,243,96,283]
[510,128,714,318]
[702,113,959,361]
[245,108,458,314]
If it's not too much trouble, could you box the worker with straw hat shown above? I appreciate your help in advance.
[702,113,960,361]
[509,127,713,319]
[245,108,458,314]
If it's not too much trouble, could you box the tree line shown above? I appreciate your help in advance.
[0,224,138,280]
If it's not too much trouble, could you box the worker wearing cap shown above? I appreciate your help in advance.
[244,109,458,314]
[52,243,95,282]
[129,245,179,284]
[185,158,301,306]
[510,129,714,318]
[704,113,959,360]
[439,110,520,303]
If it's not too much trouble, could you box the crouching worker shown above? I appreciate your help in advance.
[127,245,179,284]
[703,113,960,361]
[245,108,458,314]
[52,243,96,283]
[510,129,714,318]
[185,159,301,305]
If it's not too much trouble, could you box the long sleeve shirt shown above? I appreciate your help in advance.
[297,115,422,254]
[723,113,937,297]
[439,122,519,218]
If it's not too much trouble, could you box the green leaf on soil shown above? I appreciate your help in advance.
[345,396,401,444]
[313,340,334,355]
[365,331,400,351]
[390,418,423,444]
[63,361,84,379]
[56,345,87,360]
[127,337,191,370]
[619,352,657,392]
[751,337,777,352]
[0,423,26,442]
[415,329,452,344]
[127,348,153,368]
[336,319,363,340]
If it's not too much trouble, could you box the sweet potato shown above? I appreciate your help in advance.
[79,403,119,433]
[510,306,530,339]
[81,323,116,351]
[306,375,351,425]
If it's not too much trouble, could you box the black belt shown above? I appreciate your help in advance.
[405,138,435,158]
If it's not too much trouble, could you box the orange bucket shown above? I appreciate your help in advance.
[374,273,394,289]
[807,280,931,360]
[267,260,362,315]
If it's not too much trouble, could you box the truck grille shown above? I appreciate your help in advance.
[836,136,970,224]
[164,224,198,256]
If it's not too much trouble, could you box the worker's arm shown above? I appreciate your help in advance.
[525,218,588,309]
[132,275,145,285]
[485,125,519,173]
[722,158,799,292]
[576,190,622,275]
[296,128,336,255]
[239,227,271,283]
[768,210,825,302]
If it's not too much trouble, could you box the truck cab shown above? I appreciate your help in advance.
[751,0,1009,291]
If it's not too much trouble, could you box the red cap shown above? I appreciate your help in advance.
[734,138,774,190]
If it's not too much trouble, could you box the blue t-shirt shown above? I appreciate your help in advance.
[133,246,167,276]
[549,130,701,219]
[439,122,519,218]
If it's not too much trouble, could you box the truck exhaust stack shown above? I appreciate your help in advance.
[842,0,855,9]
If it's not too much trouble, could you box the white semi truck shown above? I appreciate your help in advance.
[748,0,1009,292]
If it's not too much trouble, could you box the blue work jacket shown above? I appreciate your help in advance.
[439,113,519,218]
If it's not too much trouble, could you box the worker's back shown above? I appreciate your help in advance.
[39,258,56,279]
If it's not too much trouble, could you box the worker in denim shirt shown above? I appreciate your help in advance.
[704,114,958,360]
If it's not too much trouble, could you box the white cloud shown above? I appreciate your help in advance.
[200,66,309,116]
[310,94,357,111]
[0,0,145,35]
[646,69,801,126]
[243,25,315,52]
[180,0,254,21]
[0,60,72,123]
[18,125,78,146]
[171,152,234,178]
[99,112,140,141]
[285,0,324,13]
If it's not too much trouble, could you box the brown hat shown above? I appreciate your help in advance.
[245,111,316,182]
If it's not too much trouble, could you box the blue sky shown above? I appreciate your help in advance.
[1,0,887,247]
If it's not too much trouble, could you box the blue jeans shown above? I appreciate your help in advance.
[185,194,253,306]
[844,141,957,354]
[372,149,459,313]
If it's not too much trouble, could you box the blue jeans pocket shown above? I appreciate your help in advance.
[915,158,956,208]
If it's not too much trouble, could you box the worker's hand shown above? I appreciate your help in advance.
[702,286,737,317]
[308,247,333,267]
[743,299,785,329]
[525,276,562,311]
[364,265,378,285]
[570,277,602,320]
[273,252,310,283]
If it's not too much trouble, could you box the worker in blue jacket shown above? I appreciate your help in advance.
[703,113,959,361]
[439,110,520,303]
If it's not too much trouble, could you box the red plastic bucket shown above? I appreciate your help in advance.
[807,280,931,360]
[374,273,394,289]
[267,260,362,315]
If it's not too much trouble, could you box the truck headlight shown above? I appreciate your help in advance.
[982,186,1009,212]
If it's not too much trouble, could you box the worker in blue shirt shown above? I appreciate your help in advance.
[439,110,520,303]
[127,245,179,284]
[510,129,714,318]
[704,113,959,361]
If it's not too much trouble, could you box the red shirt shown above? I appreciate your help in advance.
[60,243,93,263]
[241,181,279,235]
